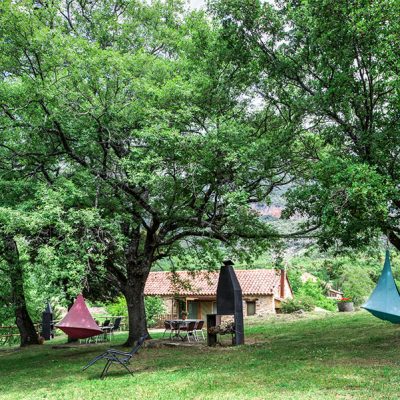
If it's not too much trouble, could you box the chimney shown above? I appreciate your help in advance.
[280,269,285,298]
[215,260,245,345]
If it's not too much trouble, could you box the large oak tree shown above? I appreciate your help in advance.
[0,0,297,344]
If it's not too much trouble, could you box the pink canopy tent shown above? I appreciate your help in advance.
[55,294,103,339]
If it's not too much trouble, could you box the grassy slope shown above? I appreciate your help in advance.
[0,312,399,400]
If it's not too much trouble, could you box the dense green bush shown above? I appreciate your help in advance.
[281,295,315,313]
[339,266,375,306]
[0,303,14,326]
[297,281,336,311]
[106,296,166,327]
[288,250,394,287]
[145,296,167,327]
[288,252,378,307]
[106,296,128,317]
[286,250,384,311]
[286,269,303,294]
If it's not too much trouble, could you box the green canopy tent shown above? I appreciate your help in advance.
[362,250,400,323]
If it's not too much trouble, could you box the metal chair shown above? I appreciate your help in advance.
[110,317,122,339]
[113,317,121,329]
[82,334,148,379]
[171,321,182,340]
[194,320,205,341]
[180,321,196,342]
[97,320,112,342]
[163,320,174,339]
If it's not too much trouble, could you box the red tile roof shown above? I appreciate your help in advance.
[144,269,284,297]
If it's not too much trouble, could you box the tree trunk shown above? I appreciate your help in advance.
[14,305,39,346]
[123,272,150,346]
[4,236,39,346]
[388,230,400,251]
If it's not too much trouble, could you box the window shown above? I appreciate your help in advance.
[247,301,256,316]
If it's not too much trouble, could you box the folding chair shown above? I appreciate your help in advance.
[82,334,148,379]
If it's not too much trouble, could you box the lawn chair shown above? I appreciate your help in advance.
[194,320,205,341]
[180,321,196,342]
[82,334,148,379]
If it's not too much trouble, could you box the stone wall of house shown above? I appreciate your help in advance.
[257,295,276,315]
[158,294,279,318]
[243,295,275,316]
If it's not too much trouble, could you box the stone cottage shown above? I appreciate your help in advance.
[144,269,293,321]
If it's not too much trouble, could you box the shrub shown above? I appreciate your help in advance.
[145,296,166,327]
[106,296,128,317]
[281,299,298,314]
[297,294,316,311]
[281,295,315,313]
[297,281,337,311]
[339,266,375,306]
[106,295,166,327]
[286,269,303,294]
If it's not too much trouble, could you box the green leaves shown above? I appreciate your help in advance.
[212,0,400,250]
[0,0,305,338]
[284,159,393,248]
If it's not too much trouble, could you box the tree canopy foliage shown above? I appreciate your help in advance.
[210,0,400,250]
[0,0,296,344]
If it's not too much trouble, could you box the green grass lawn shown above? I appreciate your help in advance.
[1,312,399,400]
